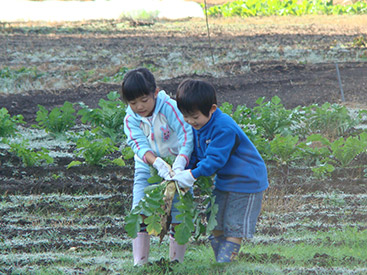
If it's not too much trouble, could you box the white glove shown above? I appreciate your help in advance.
[172,170,196,188]
[172,155,187,174]
[153,157,173,180]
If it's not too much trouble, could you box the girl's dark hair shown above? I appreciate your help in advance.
[120,67,157,102]
[176,79,217,117]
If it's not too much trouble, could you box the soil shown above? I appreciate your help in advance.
[1,6,367,272]
[1,12,367,194]
[1,17,367,122]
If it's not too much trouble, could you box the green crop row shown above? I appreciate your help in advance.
[205,0,367,17]
[220,96,367,178]
[0,91,132,168]
[1,93,367,178]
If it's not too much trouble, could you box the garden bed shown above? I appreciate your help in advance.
[1,6,367,274]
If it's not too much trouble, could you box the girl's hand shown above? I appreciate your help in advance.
[153,157,173,180]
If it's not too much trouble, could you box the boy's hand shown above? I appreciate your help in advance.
[172,155,187,174]
[172,170,196,188]
[153,157,173,180]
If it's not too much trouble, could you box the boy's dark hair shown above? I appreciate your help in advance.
[176,79,217,117]
[120,67,157,102]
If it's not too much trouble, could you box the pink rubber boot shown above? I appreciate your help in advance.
[132,232,150,266]
[169,235,187,263]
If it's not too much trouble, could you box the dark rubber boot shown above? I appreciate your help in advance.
[216,240,240,263]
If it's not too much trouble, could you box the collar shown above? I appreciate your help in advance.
[197,108,221,133]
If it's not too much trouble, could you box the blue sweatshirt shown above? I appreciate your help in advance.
[190,109,268,193]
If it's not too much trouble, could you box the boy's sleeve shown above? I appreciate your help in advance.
[187,141,198,169]
[124,114,152,160]
[164,99,194,162]
[191,128,238,179]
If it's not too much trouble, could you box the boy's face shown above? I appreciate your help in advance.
[183,105,217,130]
[128,94,156,117]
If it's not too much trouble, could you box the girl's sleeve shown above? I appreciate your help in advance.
[164,100,194,161]
[124,114,152,160]
[191,128,238,179]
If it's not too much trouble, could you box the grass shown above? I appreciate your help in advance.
[1,187,367,274]
[2,229,366,274]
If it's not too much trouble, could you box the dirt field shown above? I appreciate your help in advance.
[1,15,367,120]
[1,5,367,273]
[1,12,367,192]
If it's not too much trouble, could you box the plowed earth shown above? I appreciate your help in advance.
[1,10,367,273]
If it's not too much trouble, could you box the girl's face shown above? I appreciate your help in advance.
[128,94,156,117]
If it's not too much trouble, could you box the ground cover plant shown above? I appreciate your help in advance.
[205,0,367,17]
[1,0,367,274]
[1,94,367,273]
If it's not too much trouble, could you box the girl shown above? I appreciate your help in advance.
[120,68,193,265]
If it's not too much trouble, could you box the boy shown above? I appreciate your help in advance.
[172,79,268,263]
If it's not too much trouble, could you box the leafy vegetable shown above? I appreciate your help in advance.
[8,139,54,167]
[252,96,302,140]
[77,91,126,143]
[125,164,218,245]
[205,0,367,17]
[68,131,121,167]
[35,101,76,136]
[304,102,359,138]
[0,107,25,138]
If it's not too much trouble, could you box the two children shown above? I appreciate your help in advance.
[121,68,268,265]
[120,68,193,265]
